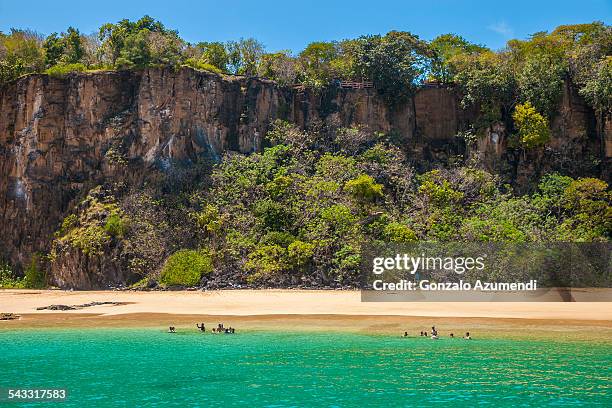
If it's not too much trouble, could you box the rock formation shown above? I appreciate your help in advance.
[0,67,609,285]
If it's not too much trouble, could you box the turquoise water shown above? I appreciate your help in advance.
[0,329,610,407]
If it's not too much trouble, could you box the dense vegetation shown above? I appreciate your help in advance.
[1,18,610,288]
[41,121,610,288]
[1,18,610,125]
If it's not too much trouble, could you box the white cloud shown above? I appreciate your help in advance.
[488,21,514,38]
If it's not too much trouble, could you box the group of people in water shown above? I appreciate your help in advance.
[169,322,467,339]
[403,326,471,340]
[168,323,236,334]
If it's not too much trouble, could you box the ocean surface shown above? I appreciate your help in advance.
[0,329,610,407]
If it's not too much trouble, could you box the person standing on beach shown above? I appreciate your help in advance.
[197,323,205,332]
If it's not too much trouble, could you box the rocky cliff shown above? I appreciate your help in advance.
[1,67,609,281]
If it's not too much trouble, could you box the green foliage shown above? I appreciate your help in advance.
[193,41,229,72]
[56,121,607,288]
[183,58,222,74]
[43,27,86,67]
[557,178,612,240]
[512,102,551,148]
[226,38,264,76]
[192,204,223,234]
[517,54,566,118]
[104,213,128,237]
[245,244,287,283]
[344,175,384,202]
[429,34,488,82]
[4,19,610,289]
[42,33,64,67]
[418,171,464,206]
[452,51,515,125]
[24,253,46,289]
[353,31,431,104]
[2,19,609,124]
[258,51,297,86]
[44,62,86,76]
[57,214,78,236]
[160,249,212,286]
[383,222,417,243]
[298,41,338,86]
[0,261,25,289]
[287,240,315,268]
[0,29,44,84]
[52,189,130,257]
[254,199,292,231]
[579,56,612,114]
[316,154,358,182]
[98,15,185,69]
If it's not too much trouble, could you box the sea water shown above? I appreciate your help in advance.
[0,329,610,407]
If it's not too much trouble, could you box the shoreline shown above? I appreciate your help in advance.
[1,289,611,342]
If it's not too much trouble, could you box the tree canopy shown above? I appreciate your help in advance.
[1,18,610,146]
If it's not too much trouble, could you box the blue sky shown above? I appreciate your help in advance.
[1,0,609,52]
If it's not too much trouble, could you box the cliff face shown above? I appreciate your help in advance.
[0,67,609,285]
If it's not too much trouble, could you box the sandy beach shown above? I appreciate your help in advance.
[1,289,611,341]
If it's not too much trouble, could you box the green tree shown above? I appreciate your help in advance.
[42,33,64,67]
[160,249,212,286]
[61,27,86,64]
[512,102,551,148]
[453,51,515,126]
[245,244,287,283]
[353,31,431,104]
[98,15,184,69]
[226,38,264,76]
[258,51,297,86]
[579,56,611,114]
[345,175,384,202]
[558,178,612,240]
[196,41,229,72]
[0,29,44,84]
[298,41,338,86]
[429,34,487,82]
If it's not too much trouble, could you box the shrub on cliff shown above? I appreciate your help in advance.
[51,189,130,258]
[183,58,222,74]
[160,249,212,287]
[344,175,384,203]
[0,261,25,289]
[512,102,551,148]
[104,213,128,238]
[24,253,46,289]
[579,56,612,114]
[44,63,86,77]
